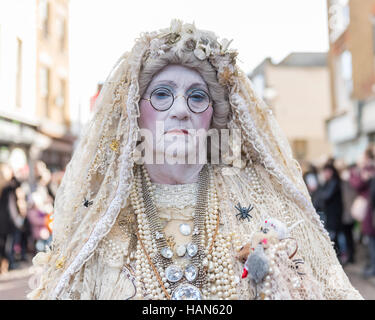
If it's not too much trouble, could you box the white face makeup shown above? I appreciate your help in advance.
[138,64,214,164]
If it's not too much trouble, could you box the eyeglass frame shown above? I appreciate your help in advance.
[140,87,213,114]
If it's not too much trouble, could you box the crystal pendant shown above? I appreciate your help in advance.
[185,264,198,282]
[171,283,202,300]
[176,244,187,257]
[186,243,198,257]
[165,265,183,282]
[161,247,173,259]
[179,223,191,236]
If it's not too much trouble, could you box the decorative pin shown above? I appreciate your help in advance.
[55,256,66,269]
[109,139,120,153]
[166,236,176,250]
[83,197,93,207]
[235,202,253,221]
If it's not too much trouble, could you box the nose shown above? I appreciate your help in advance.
[169,95,190,121]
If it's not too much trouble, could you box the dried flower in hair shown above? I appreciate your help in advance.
[220,38,233,53]
[181,22,196,34]
[165,33,181,45]
[193,48,207,61]
[170,19,183,34]
[184,38,196,51]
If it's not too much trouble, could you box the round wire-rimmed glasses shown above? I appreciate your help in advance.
[141,87,212,113]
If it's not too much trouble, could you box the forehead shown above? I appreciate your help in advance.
[148,64,207,89]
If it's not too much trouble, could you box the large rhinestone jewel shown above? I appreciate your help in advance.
[161,247,173,259]
[179,223,191,236]
[165,265,183,282]
[185,264,198,282]
[171,283,202,300]
[186,243,198,257]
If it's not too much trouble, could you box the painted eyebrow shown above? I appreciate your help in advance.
[151,80,208,91]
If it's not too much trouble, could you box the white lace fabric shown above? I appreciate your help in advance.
[27,20,363,300]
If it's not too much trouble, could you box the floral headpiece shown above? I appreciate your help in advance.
[143,19,239,88]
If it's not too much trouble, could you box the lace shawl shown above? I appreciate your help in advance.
[27,20,362,300]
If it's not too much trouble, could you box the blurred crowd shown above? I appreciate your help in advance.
[303,145,375,279]
[0,161,64,274]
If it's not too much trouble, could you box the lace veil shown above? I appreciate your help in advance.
[29,20,339,299]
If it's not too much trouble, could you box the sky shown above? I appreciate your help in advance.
[69,0,329,123]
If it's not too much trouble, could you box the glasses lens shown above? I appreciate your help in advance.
[187,90,210,113]
[150,88,173,111]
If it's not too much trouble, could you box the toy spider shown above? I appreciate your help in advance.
[83,197,93,207]
[235,202,254,221]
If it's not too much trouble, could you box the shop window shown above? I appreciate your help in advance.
[39,0,50,39]
[328,0,350,43]
[55,78,66,109]
[334,50,353,111]
[57,18,66,52]
[16,38,22,108]
[40,66,50,116]
[292,139,308,160]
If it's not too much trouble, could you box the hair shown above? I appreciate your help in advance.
[323,162,340,181]
[138,50,231,129]
[364,145,375,160]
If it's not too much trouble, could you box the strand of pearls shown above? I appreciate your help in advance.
[207,232,239,300]
[260,239,300,300]
[131,168,167,300]
[204,171,238,300]
[128,165,240,300]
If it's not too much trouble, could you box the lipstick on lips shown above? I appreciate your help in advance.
[165,129,189,135]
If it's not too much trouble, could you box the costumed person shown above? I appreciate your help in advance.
[27,20,362,300]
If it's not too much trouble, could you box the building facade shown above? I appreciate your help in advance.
[36,0,73,171]
[249,52,332,165]
[0,0,72,189]
[326,0,375,164]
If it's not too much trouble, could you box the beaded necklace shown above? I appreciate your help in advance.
[129,164,239,300]
[130,164,219,299]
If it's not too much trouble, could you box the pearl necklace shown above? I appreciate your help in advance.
[129,164,238,300]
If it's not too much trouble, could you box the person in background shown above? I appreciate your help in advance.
[369,172,375,272]
[320,161,343,256]
[303,163,325,225]
[0,164,14,273]
[0,171,26,271]
[350,147,375,278]
[338,162,357,265]
[27,161,54,253]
